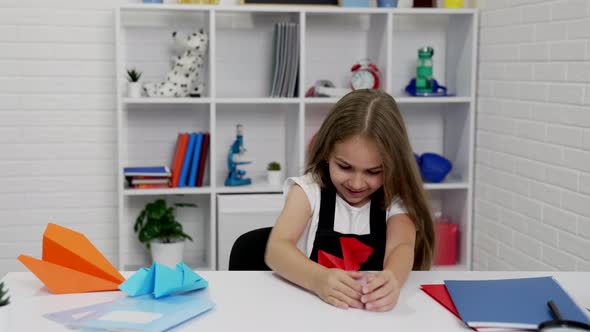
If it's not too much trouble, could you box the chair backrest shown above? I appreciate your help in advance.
[228,227,272,271]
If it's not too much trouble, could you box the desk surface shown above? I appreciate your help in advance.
[1,270,590,332]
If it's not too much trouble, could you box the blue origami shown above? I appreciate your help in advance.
[119,262,208,298]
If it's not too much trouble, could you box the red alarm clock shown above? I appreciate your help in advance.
[351,59,380,90]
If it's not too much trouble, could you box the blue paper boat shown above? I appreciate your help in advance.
[119,262,208,298]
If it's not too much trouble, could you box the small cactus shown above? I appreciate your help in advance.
[0,282,10,307]
[267,161,281,171]
[126,68,142,82]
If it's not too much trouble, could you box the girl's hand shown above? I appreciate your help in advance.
[312,268,364,309]
[360,270,400,311]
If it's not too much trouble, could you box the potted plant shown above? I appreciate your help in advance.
[267,161,283,186]
[126,68,142,98]
[0,281,9,329]
[134,199,196,267]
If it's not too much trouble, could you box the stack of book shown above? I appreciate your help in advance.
[421,276,590,331]
[170,132,210,188]
[124,166,171,189]
[269,21,299,98]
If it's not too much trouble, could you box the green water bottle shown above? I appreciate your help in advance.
[416,47,434,93]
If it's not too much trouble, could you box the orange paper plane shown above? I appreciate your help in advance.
[17,223,125,294]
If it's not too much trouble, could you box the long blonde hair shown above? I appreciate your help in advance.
[305,89,435,270]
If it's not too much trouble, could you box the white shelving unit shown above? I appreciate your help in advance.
[116,4,477,271]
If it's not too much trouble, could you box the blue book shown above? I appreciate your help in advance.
[445,276,590,329]
[124,166,170,177]
[178,134,196,187]
[187,133,204,187]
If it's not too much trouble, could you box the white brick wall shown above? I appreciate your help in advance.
[0,0,135,278]
[475,0,590,271]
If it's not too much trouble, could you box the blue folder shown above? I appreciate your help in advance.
[445,276,590,329]
[187,132,204,187]
[178,133,196,187]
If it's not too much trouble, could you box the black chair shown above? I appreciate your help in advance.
[228,227,272,271]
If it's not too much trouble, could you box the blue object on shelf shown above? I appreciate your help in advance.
[414,153,421,167]
[419,153,452,183]
[341,0,370,7]
[377,0,398,7]
[225,124,252,187]
[405,78,452,97]
[143,0,163,3]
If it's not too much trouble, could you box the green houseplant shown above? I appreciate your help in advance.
[134,199,196,267]
[134,199,195,247]
[126,68,143,98]
[126,68,142,83]
[266,161,283,186]
[267,161,281,171]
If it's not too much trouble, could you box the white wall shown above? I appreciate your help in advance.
[0,0,139,278]
[474,0,590,271]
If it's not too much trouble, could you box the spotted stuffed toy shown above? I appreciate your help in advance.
[144,29,208,98]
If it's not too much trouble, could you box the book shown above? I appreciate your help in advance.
[171,133,189,187]
[196,133,209,187]
[444,276,590,330]
[178,133,196,187]
[124,166,171,177]
[131,183,170,189]
[187,132,204,187]
[131,178,170,185]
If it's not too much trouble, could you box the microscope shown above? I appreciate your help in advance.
[224,124,252,186]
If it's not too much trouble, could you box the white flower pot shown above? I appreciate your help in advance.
[127,82,142,98]
[150,239,185,268]
[267,170,283,186]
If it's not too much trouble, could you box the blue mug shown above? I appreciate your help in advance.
[377,0,398,7]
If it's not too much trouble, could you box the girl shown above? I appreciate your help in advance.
[265,89,435,312]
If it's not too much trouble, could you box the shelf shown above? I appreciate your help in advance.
[394,96,473,104]
[216,184,283,194]
[304,96,472,104]
[215,97,300,104]
[124,187,212,196]
[123,97,212,104]
[424,182,469,190]
[117,6,477,271]
[120,4,477,15]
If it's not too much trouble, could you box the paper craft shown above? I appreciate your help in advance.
[421,284,460,318]
[119,262,208,298]
[45,289,214,332]
[17,223,125,294]
[444,276,590,330]
[318,237,373,271]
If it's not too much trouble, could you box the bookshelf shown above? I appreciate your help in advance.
[116,4,478,271]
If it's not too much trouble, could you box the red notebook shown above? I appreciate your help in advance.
[196,133,209,187]
[171,133,189,187]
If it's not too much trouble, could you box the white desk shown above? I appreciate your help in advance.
[1,271,589,332]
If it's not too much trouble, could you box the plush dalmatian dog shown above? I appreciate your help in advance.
[143,29,208,98]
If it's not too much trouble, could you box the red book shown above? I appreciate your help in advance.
[171,133,189,187]
[196,133,209,187]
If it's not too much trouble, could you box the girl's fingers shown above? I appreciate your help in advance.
[366,294,398,312]
[362,279,393,304]
[333,289,364,309]
[335,279,362,301]
[341,273,363,293]
[362,273,386,294]
[327,295,349,309]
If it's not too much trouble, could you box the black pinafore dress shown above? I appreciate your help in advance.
[309,188,386,271]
